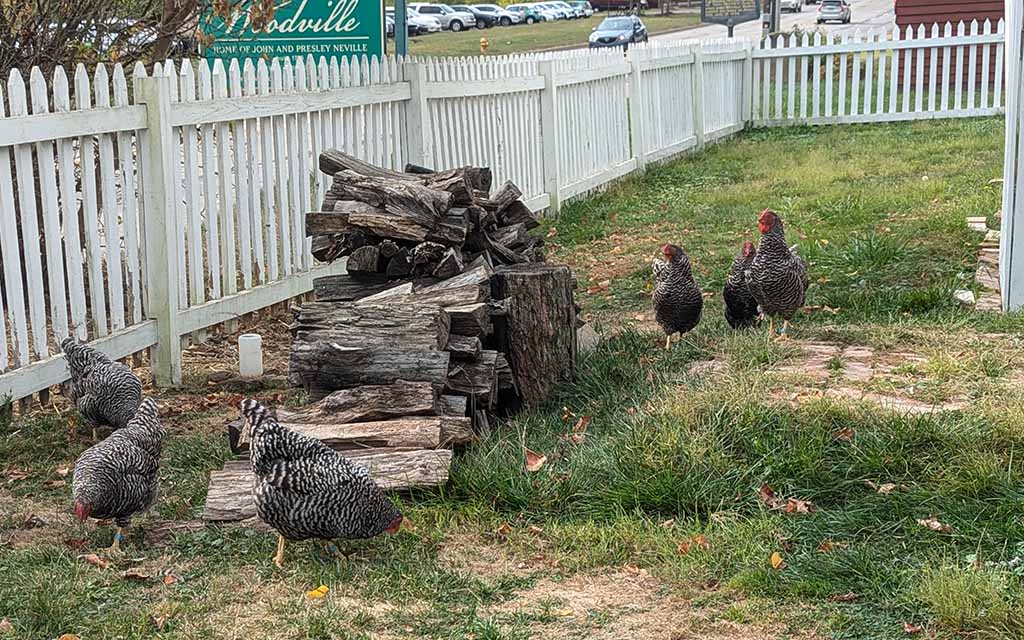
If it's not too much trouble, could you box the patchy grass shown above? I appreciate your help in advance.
[3,118,1024,639]
[404,13,699,57]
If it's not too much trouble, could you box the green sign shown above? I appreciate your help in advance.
[202,0,385,61]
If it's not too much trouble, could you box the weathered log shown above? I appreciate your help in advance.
[448,303,491,336]
[493,223,530,250]
[478,180,522,215]
[440,394,468,416]
[236,418,443,453]
[446,334,482,360]
[496,353,516,392]
[347,245,381,274]
[321,149,417,180]
[378,239,401,258]
[402,162,493,192]
[425,222,468,247]
[360,282,414,303]
[440,416,474,446]
[292,303,450,351]
[498,200,541,230]
[319,151,478,204]
[433,247,464,279]
[491,264,576,407]
[484,231,527,265]
[447,350,499,408]
[202,449,454,522]
[404,162,435,175]
[313,274,392,302]
[277,381,438,425]
[386,251,414,278]
[289,344,451,393]
[325,170,450,228]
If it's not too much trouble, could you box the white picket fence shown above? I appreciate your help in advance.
[752,19,1006,126]
[0,24,1008,404]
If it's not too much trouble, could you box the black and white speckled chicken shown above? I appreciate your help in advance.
[72,398,164,553]
[745,209,809,338]
[723,241,760,329]
[652,243,704,350]
[242,399,403,568]
[62,337,142,432]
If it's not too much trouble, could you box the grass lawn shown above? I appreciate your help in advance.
[403,13,699,56]
[4,117,1024,640]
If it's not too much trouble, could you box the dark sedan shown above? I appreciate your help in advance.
[450,4,498,27]
[588,15,647,49]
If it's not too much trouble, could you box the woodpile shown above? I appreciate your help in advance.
[201,153,578,524]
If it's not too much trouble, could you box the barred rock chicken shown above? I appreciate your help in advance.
[745,209,809,338]
[723,241,760,329]
[652,243,704,350]
[72,398,164,553]
[241,399,403,568]
[62,337,142,431]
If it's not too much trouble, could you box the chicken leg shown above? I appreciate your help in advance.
[664,334,673,351]
[274,534,287,569]
[106,527,125,555]
[776,320,793,341]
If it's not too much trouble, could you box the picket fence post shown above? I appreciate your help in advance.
[691,46,706,149]
[405,61,433,168]
[627,51,646,171]
[1002,1,1024,311]
[538,60,561,216]
[136,74,183,386]
[742,42,754,125]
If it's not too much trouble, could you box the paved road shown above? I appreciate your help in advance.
[652,0,895,44]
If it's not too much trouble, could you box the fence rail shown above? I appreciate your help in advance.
[0,23,1008,404]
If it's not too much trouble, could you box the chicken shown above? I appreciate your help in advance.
[62,337,142,431]
[72,398,164,553]
[241,399,403,568]
[745,209,809,338]
[652,243,704,350]
[723,241,760,329]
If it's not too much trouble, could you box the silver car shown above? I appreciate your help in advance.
[409,3,477,31]
[780,0,803,12]
[472,3,523,26]
[816,0,851,23]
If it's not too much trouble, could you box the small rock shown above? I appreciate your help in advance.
[954,289,976,306]
[576,323,601,354]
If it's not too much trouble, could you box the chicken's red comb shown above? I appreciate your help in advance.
[758,208,775,219]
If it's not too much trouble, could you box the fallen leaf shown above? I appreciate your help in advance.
[65,538,88,551]
[622,564,646,575]
[57,635,80,640]
[307,585,329,599]
[646,370,654,384]
[828,591,859,603]
[817,540,848,553]
[586,280,611,295]
[551,607,574,617]
[661,519,675,529]
[55,466,70,477]
[834,426,855,442]
[546,227,558,238]
[569,433,585,445]
[561,406,574,423]
[572,415,592,434]
[527,525,544,535]
[4,469,28,482]
[494,523,512,537]
[702,580,720,591]
[626,407,637,415]
[917,517,952,534]
[79,553,109,570]
[524,448,547,473]
[163,573,181,586]
[758,484,782,508]
[783,498,814,514]
[865,480,897,495]
[123,567,151,581]
[770,552,787,570]
[677,540,691,555]
[693,534,710,550]
[0,619,11,633]
[903,622,923,635]
[151,614,170,630]
[44,480,65,488]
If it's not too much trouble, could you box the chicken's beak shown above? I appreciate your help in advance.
[74,501,91,522]
[385,515,403,535]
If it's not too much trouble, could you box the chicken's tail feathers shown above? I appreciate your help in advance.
[137,398,159,418]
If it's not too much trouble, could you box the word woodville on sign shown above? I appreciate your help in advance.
[701,0,761,36]
[202,0,385,61]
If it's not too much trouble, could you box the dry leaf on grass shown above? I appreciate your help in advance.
[494,523,512,537]
[758,484,780,507]
[0,619,11,633]
[572,415,591,434]
[55,466,70,477]
[524,448,547,473]
[916,517,952,534]
[44,480,65,488]
[783,498,814,514]
[79,554,109,570]
[527,525,544,535]
[4,469,28,482]
[770,552,787,570]
[561,406,574,423]
[307,585,329,599]
[834,426,855,442]
[162,573,181,586]
[903,622,923,635]
[865,480,897,495]
[586,280,611,295]
[661,519,675,529]
[151,615,171,630]
[123,568,151,581]
[817,540,849,553]
[57,635,80,640]
[828,591,859,603]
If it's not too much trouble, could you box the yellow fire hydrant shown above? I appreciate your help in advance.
[480,37,490,53]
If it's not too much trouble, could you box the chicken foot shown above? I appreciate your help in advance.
[274,534,287,569]
[106,527,126,555]
[664,334,673,351]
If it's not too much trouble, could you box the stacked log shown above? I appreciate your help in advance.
[201,155,579,524]
[308,150,544,272]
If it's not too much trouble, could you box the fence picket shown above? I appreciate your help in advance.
[213,61,238,299]
[980,19,992,109]
[825,33,834,118]
[53,67,88,340]
[941,22,953,111]
[901,26,913,112]
[967,20,979,109]
[198,60,223,298]
[889,26,900,113]
[994,19,1004,108]
[927,23,939,112]
[257,60,280,281]
[75,64,109,336]
[270,59,292,276]
[838,33,849,116]
[876,32,887,114]
[94,65,128,330]
[812,32,822,118]
[112,65,142,325]
[0,81,30,366]
[914,25,925,112]
[229,60,253,290]
[850,30,861,116]
[244,60,266,283]
[862,31,874,115]
[954,21,965,110]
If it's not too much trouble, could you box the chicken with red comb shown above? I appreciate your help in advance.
[652,243,704,350]
[745,209,809,338]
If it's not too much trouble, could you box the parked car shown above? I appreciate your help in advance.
[780,0,803,12]
[553,0,584,18]
[506,3,548,23]
[387,7,443,34]
[536,2,572,19]
[588,15,647,49]
[409,3,477,31]
[450,4,498,27]
[386,15,395,36]
[816,0,851,23]
[588,0,657,10]
[568,1,595,17]
[472,4,524,26]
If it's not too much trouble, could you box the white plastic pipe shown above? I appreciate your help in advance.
[238,334,263,379]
